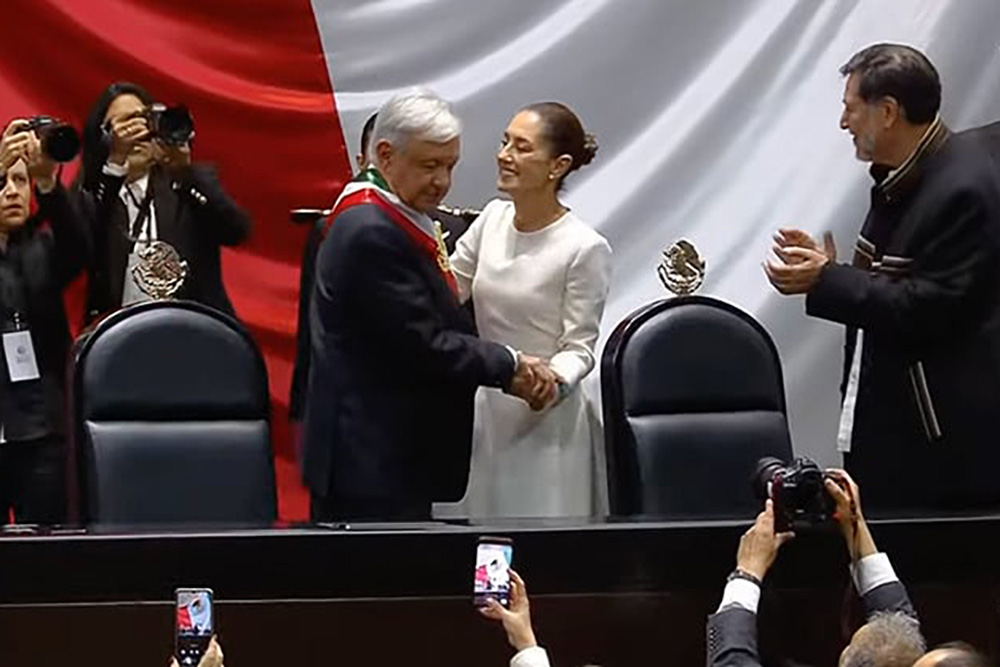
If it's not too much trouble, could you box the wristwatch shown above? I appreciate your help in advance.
[727,568,763,587]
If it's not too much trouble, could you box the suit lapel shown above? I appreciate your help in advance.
[106,197,132,307]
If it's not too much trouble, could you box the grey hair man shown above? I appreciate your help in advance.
[765,43,1000,513]
[302,89,556,522]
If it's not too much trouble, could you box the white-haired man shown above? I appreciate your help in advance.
[302,89,557,521]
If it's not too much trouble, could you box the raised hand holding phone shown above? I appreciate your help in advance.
[175,588,214,666]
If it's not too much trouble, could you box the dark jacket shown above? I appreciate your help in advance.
[77,164,250,324]
[706,579,916,667]
[301,202,512,507]
[289,205,471,421]
[0,183,89,441]
[806,122,1000,511]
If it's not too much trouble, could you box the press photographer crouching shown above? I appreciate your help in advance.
[75,82,251,325]
[707,464,925,667]
[0,118,89,525]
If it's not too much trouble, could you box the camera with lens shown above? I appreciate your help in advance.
[24,116,80,163]
[144,104,195,147]
[753,456,836,532]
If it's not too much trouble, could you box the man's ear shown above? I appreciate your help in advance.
[375,139,393,167]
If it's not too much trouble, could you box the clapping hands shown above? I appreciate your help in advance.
[508,353,562,411]
[763,228,836,295]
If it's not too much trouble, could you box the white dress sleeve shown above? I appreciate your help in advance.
[548,235,613,388]
[449,200,495,304]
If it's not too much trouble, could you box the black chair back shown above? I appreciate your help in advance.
[73,301,276,526]
[602,296,792,518]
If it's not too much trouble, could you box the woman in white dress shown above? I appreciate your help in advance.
[448,102,612,518]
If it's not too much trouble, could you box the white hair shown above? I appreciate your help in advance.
[370,88,461,151]
[842,612,926,667]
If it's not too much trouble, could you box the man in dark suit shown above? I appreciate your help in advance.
[289,115,474,422]
[707,470,925,667]
[302,89,555,521]
[76,82,251,325]
[765,44,1000,512]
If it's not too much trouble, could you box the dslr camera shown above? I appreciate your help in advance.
[103,104,195,148]
[23,116,80,162]
[144,103,195,147]
[753,456,836,532]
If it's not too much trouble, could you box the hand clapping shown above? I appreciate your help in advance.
[763,227,836,295]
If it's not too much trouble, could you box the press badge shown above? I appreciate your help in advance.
[3,330,40,383]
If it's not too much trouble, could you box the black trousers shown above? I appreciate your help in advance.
[309,492,431,523]
[0,434,67,525]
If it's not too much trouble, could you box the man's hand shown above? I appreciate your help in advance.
[764,245,830,294]
[170,636,224,667]
[824,468,876,561]
[107,113,150,165]
[736,499,795,581]
[773,228,837,262]
[507,354,558,411]
[154,140,192,176]
[0,119,32,173]
[479,570,537,652]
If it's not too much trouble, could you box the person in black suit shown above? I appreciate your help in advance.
[0,119,90,524]
[765,45,1000,512]
[75,82,251,325]
[301,89,556,522]
[289,113,473,423]
[706,470,925,667]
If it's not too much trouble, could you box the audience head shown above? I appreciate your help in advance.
[498,102,597,197]
[371,88,461,212]
[838,611,926,667]
[914,643,993,667]
[838,43,940,164]
[80,81,156,189]
[356,112,378,170]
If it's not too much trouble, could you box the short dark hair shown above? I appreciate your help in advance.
[360,112,377,160]
[934,642,993,667]
[520,102,597,190]
[840,43,941,124]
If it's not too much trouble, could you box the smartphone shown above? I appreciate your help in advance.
[473,536,514,608]
[175,588,214,666]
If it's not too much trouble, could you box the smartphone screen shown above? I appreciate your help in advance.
[175,588,213,666]
[473,538,514,608]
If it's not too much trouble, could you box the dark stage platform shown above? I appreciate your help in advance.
[0,516,998,665]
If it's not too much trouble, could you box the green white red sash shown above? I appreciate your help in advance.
[327,167,457,295]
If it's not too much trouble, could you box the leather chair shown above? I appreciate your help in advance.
[73,301,276,526]
[602,296,793,518]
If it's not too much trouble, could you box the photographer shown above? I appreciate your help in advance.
[707,470,925,667]
[75,82,251,325]
[0,118,89,524]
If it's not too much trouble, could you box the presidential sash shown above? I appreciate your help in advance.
[327,167,457,295]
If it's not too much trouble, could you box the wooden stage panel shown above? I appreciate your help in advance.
[0,518,998,665]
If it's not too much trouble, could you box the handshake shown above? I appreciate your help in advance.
[506,353,564,411]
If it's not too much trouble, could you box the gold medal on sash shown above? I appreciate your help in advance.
[433,220,453,276]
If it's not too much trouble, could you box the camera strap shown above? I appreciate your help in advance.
[122,181,155,244]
